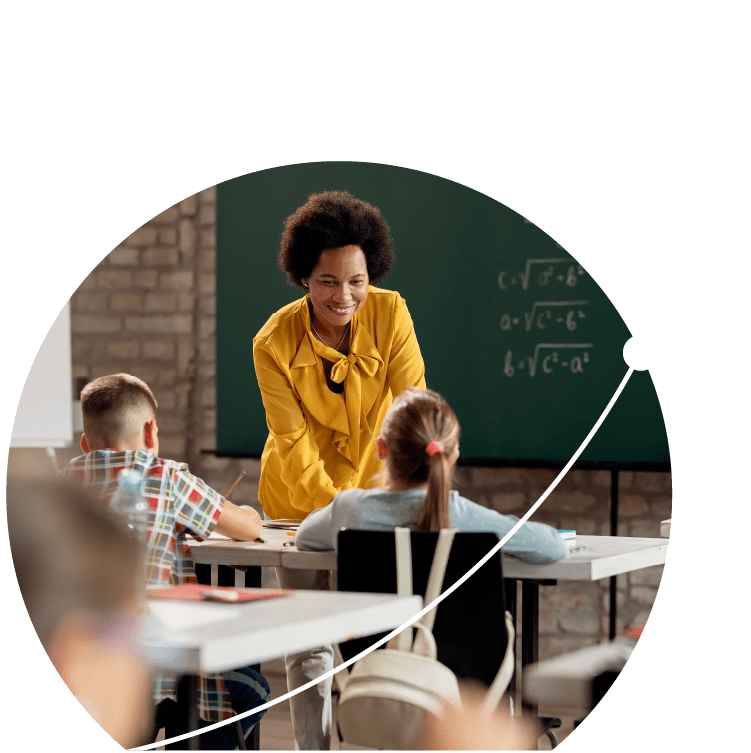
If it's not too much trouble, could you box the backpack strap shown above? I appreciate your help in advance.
[395,527,414,651]
[420,528,457,634]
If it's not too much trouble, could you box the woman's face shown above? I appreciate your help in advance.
[304,245,369,331]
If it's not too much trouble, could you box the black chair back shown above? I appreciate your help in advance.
[337,529,508,687]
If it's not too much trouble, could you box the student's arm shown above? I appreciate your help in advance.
[385,296,426,397]
[294,502,338,551]
[253,337,339,514]
[452,495,568,564]
[214,500,263,541]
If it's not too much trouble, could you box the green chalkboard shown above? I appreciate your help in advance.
[216,162,669,466]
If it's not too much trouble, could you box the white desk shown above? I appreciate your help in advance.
[190,530,668,583]
[524,637,636,719]
[142,588,422,750]
[144,588,422,673]
[188,531,668,723]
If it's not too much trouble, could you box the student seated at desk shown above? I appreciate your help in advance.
[62,373,269,750]
[296,388,568,564]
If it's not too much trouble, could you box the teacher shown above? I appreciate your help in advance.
[252,190,426,749]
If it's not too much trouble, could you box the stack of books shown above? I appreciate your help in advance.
[557,529,577,550]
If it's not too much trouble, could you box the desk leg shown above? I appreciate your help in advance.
[166,675,200,750]
[242,566,263,752]
[521,581,539,670]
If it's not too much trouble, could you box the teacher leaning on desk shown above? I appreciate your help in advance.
[252,191,426,750]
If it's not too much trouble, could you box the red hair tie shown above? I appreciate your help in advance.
[426,441,444,458]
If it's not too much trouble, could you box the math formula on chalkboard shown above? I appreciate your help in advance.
[499,258,592,378]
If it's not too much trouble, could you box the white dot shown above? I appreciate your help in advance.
[622,336,653,371]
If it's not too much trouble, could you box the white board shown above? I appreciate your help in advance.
[11,302,73,448]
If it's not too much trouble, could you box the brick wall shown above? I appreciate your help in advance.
[67,187,672,661]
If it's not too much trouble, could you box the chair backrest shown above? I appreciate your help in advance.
[337,529,507,687]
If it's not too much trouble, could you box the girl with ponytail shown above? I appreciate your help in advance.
[296,388,568,564]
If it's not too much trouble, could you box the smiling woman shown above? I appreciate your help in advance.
[252,190,426,749]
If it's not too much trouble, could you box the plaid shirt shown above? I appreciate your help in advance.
[62,449,234,722]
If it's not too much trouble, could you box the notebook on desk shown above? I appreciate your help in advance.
[148,584,291,603]
[558,529,577,550]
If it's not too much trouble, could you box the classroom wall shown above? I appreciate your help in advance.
[62,186,671,661]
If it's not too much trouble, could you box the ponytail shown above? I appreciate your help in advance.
[378,388,460,533]
[415,452,451,532]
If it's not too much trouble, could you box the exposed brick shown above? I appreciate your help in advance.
[142,341,176,360]
[72,314,121,333]
[199,361,216,380]
[634,472,672,492]
[157,390,177,410]
[109,292,143,311]
[558,609,600,635]
[108,246,140,266]
[72,291,108,313]
[107,340,141,359]
[98,269,134,289]
[204,408,217,431]
[152,206,180,224]
[198,203,216,227]
[143,292,178,313]
[125,226,158,246]
[180,195,199,216]
[154,368,178,387]
[201,385,216,407]
[200,295,216,315]
[200,231,215,251]
[550,490,598,512]
[629,566,664,588]
[159,436,186,458]
[156,413,186,433]
[200,186,216,203]
[143,246,179,267]
[125,225,156,246]
[177,340,195,372]
[179,218,197,255]
[124,314,192,334]
[629,519,662,538]
[161,271,194,290]
[198,272,216,295]
[133,270,159,289]
[620,494,649,517]
[631,586,658,605]
[178,292,197,312]
[158,227,178,245]
[199,316,216,340]
[199,249,215,269]
[488,492,526,514]
[75,272,99,291]
[651,495,672,517]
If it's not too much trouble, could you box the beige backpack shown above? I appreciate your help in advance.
[336,528,515,750]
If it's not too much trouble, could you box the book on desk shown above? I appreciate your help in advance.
[558,529,577,551]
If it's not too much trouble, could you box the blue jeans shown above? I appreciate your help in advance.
[197,666,270,750]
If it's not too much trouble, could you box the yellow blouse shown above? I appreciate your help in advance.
[253,287,426,520]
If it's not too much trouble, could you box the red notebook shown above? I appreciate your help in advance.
[148,584,292,603]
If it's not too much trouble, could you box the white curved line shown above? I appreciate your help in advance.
[534,0,592,226]
[133,366,634,750]
[128,5,730,750]
[648,0,730,337]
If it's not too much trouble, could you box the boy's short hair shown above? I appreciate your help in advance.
[80,373,158,446]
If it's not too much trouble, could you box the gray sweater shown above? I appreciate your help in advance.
[295,487,568,564]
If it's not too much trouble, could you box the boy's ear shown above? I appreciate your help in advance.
[144,419,156,450]
[80,434,91,453]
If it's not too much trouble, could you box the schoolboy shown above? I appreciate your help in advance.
[62,373,268,750]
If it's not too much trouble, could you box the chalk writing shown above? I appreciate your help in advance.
[500,301,589,332]
[498,259,587,291]
[503,344,593,378]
